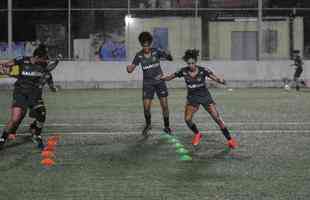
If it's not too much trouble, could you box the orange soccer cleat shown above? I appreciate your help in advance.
[192,132,202,146]
[227,137,238,149]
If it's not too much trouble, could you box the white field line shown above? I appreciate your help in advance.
[1,122,310,127]
[14,129,310,136]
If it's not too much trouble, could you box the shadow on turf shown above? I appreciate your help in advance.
[0,135,32,151]
[100,134,166,162]
[0,136,34,171]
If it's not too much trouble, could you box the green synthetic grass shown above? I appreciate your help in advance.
[0,88,310,200]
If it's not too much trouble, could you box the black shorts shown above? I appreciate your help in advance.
[294,68,303,78]
[143,81,168,99]
[186,93,215,108]
[12,88,44,110]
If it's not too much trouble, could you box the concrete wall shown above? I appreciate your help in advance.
[209,18,303,60]
[126,17,201,60]
[0,60,308,89]
[293,17,304,56]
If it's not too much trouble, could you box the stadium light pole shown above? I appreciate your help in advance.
[126,0,131,61]
[257,0,263,61]
[8,0,12,58]
[194,0,198,51]
[68,0,71,60]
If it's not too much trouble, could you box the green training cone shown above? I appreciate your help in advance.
[223,147,231,154]
[175,143,184,148]
[160,134,172,139]
[168,137,178,144]
[176,148,189,154]
[179,154,192,161]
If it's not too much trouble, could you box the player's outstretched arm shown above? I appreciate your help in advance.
[46,73,58,92]
[208,73,226,85]
[126,64,136,73]
[158,49,173,61]
[160,73,176,81]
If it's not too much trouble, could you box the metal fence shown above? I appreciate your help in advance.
[0,0,309,60]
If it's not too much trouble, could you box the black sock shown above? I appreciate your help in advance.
[34,128,42,136]
[164,116,170,128]
[186,120,199,134]
[144,111,151,126]
[221,127,231,140]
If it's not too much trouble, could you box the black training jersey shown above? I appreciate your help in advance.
[294,56,303,70]
[175,66,213,97]
[11,56,50,91]
[132,48,172,84]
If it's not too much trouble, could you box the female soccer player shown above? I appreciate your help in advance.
[127,31,173,136]
[161,49,237,148]
[291,50,304,91]
[0,45,59,150]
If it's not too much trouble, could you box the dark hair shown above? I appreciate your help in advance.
[182,49,199,62]
[138,31,153,45]
[33,44,48,58]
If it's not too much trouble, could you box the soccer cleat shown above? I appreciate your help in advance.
[142,124,151,136]
[29,122,37,135]
[32,135,45,150]
[227,138,238,149]
[163,127,172,135]
[0,138,6,149]
[8,133,16,140]
[192,132,202,146]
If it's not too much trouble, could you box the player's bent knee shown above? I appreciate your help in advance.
[29,106,46,122]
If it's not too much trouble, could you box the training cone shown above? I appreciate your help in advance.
[47,139,57,146]
[223,147,231,154]
[50,135,60,142]
[44,145,55,151]
[179,154,192,161]
[41,158,55,167]
[41,150,55,159]
[175,143,184,148]
[168,137,178,144]
[160,134,171,139]
[176,148,189,154]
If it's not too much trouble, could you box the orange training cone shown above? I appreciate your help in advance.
[41,158,55,167]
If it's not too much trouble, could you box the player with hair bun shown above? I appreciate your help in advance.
[161,49,238,148]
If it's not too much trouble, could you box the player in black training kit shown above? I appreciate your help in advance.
[161,49,237,148]
[290,50,304,91]
[127,31,173,136]
[0,45,59,150]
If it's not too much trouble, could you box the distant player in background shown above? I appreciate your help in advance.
[289,50,304,91]
[127,31,173,136]
[0,44,59,150]
[160,49,238,148]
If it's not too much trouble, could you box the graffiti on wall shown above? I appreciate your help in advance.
[0,41,39,59]
[90,31,126,61]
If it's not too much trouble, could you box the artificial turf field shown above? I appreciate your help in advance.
[0,88,310,200]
